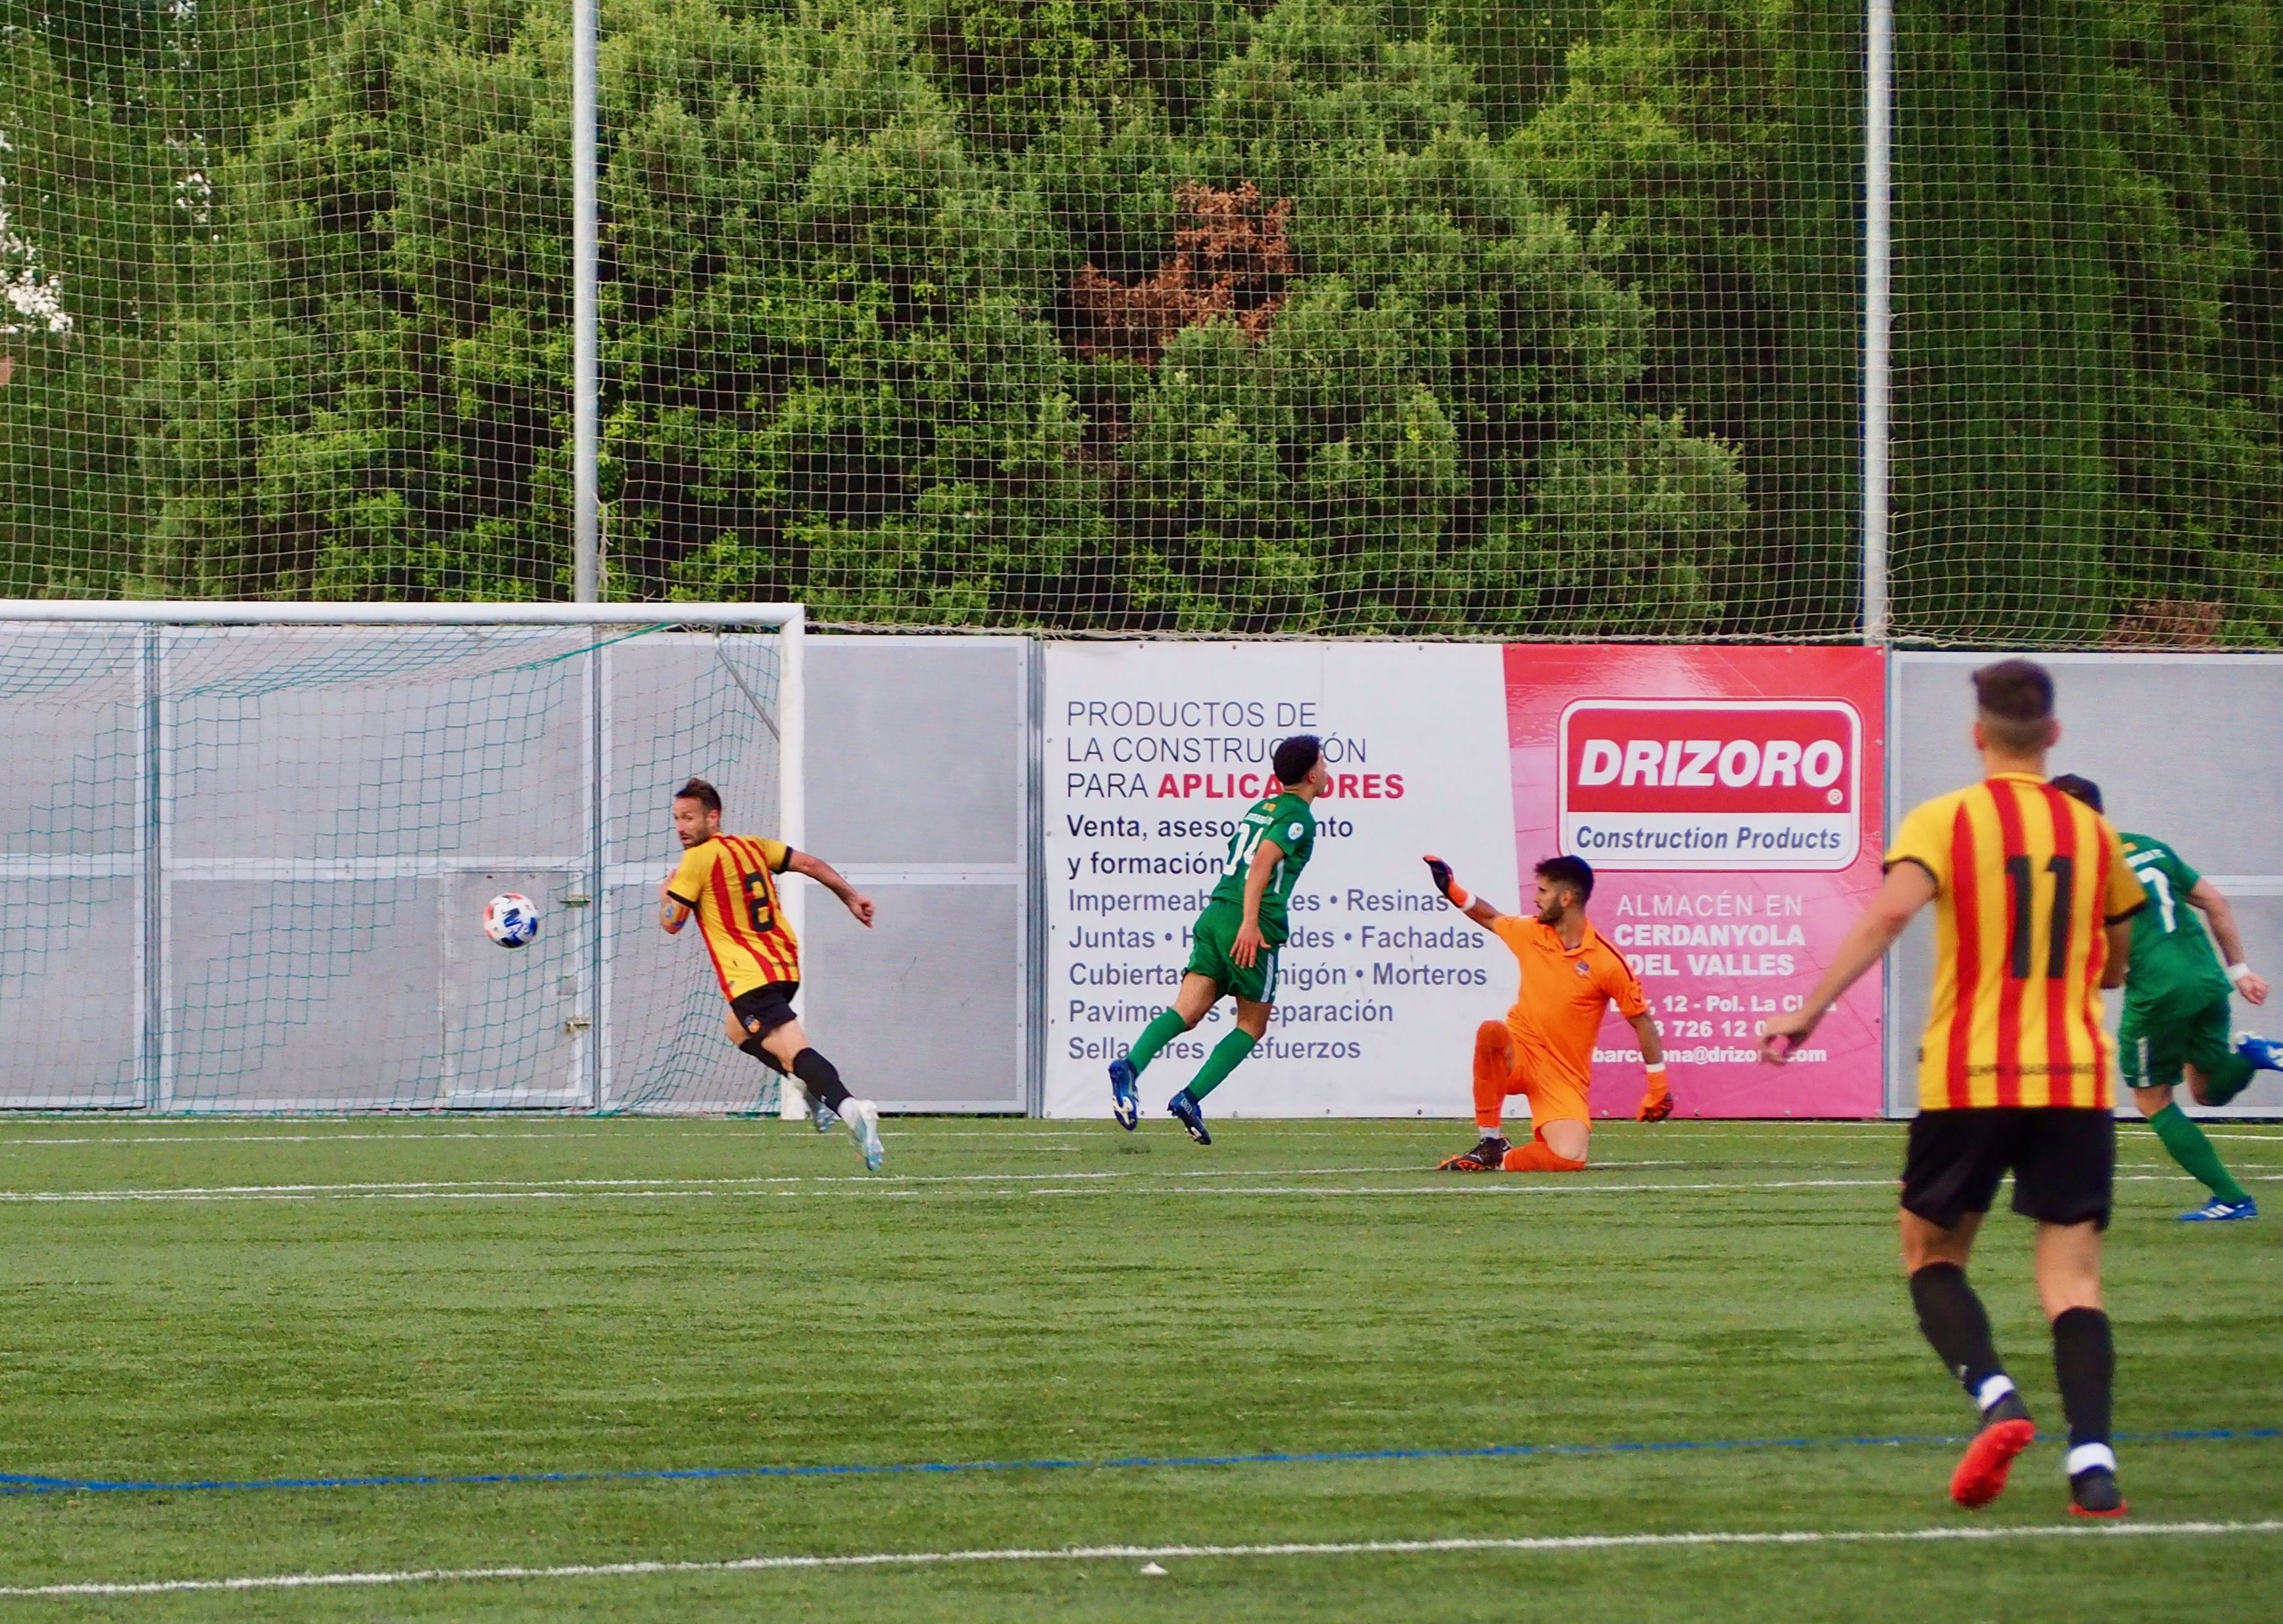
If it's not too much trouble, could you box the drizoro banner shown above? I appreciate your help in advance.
[1510,646,1886,1118]
[1042,643,1884,1120]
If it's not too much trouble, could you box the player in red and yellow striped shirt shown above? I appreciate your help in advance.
[660,776,886,1169]
[1759,660,2143,1519]
[1887,764,2142,1112]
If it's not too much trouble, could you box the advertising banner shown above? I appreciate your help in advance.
[1044,643,1516,1118]
[1508,646,1886,1118]
[1043,642,1886,1120]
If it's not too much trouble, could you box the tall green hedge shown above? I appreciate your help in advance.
[1,0,2277,641]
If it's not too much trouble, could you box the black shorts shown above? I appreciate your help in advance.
[1900,1107,2114,1231]
[730,981,801,1039]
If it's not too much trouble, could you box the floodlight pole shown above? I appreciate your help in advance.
[572,0,601,604]
[1862,0,1892,646]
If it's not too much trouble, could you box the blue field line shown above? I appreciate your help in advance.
[0,1427,2272,1499]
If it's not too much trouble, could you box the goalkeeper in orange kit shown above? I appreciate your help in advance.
[1425,854,1671,1171]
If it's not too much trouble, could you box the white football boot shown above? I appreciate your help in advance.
[843,1098,885,1171]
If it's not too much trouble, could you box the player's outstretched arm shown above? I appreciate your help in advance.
[1629,1010,1665,1068]
[785,849,876,928]
[1759,861,1935,1062]
[2187,878,2269,1004]
[1422,856,1499,926]
[1230,837,1286,970]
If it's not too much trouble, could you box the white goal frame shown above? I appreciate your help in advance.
[0,601,803,1113]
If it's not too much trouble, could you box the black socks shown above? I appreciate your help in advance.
[1911,1266,2116,1486]
[2051,1306,2113,1452]
[739,1035,852,1114]
[791,1047,851,1114]
[1909,1262,2009,1406]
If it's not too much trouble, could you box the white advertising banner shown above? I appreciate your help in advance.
[1043,642,1517,1118]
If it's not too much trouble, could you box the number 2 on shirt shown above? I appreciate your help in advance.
[741,870,774,933]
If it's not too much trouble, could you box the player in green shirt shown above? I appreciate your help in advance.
[2053,777,2282,1221]
[1108,734,1329,1144]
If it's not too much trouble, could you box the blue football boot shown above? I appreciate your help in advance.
[2180,1194,2257,1222]
[1108,1058,1139,1130]
[2234,1031,2283,1073]
[1167,1089,1211,1145]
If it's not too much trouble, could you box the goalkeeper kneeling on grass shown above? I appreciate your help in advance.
[1425,854,1671,1172]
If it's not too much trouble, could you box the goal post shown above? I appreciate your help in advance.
[0,601,803,1115]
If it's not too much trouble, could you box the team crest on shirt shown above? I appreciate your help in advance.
[1575,962,1591,978]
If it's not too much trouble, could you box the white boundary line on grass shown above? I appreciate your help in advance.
[3,1519,2276,1598]
[0,1165,1499,1201]
[1,1169,2277,1205]
[4,1133,2265,1156]
[0,1132,584,1147]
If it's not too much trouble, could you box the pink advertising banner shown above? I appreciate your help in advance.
[1504,645,1887,1118]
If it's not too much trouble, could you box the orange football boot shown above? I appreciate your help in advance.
[1950,1402,2037,1509]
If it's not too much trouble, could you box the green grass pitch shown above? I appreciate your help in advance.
[0,1116,2276,1619]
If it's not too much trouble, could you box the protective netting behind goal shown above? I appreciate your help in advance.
[5,1,2278,643]
[0,622,786,1112]
[1887,0,2283,645]
[7,0,1860,637]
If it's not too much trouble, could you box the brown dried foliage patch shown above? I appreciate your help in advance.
[2107,598,2225,648]
[1068,182,1294,363]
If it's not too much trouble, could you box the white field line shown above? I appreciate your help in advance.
[7,1129,2273,1155]
[0,1129,1438,1148]
[1028,1170,2283,1198]
[0,1132,593,1147]
[1,1519,2275,1599]
[0,1164,1471,1200]
[1,1123,2271,1151]
[0,1124,1903,1146]
[1,1169,2276,1206]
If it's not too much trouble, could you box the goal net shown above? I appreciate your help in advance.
[0,607,799,1113]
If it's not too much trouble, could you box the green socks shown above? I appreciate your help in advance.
[1183,1029,1258,1102]
[1123,1009,1191,1078]
[2196,1050,2257,1108]
[2150,1102,2248,1204]
[1126,1013,1258,1106]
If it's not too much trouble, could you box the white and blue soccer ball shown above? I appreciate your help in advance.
[483,892,541,948]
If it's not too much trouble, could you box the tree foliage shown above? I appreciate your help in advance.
[0,0,2276,641]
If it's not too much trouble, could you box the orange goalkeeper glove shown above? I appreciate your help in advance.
[1636,1064,1673,1122]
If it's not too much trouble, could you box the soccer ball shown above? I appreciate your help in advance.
[483,893,541,948]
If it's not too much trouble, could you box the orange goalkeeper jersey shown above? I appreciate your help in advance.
[1886,773,2144,1111]
[668,834,800,997]
[1491,916,1648,1096]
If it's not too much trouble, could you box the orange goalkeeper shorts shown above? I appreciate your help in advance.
[1473,1020,1590,1128]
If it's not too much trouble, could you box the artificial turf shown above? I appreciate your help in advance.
[0,1116,2274,1619]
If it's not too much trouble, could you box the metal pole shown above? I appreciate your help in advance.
[141,625,163,1108]
[773,608,806,1120]
[572,0,601,604]
[586,631,606,1110]
[1862,0,1892,645]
